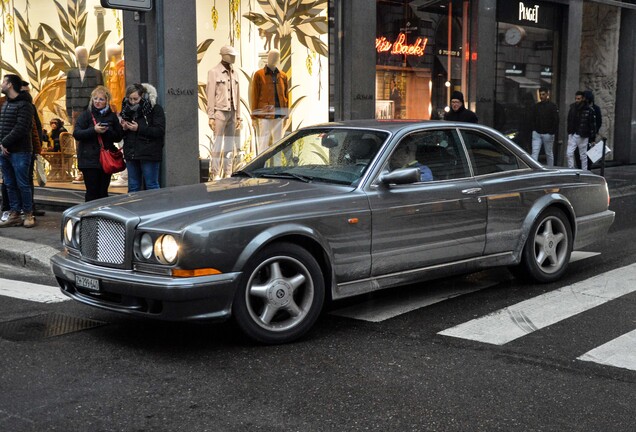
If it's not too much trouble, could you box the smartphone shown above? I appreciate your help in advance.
[99,122,109,128]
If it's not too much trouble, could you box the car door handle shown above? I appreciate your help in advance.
[461,187,482,195]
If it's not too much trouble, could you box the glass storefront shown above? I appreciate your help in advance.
[375,0,471,120]
[495,0,561,152]
[1,0,329,191]
[194,0,329,174]
[1,0,123,190]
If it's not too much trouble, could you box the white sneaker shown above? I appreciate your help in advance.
[1,211,10,222]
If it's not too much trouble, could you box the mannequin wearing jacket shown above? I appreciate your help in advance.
[206,45,241,179]
[66,46,104,127]
[105,44,126,113]
[250,49,289,154]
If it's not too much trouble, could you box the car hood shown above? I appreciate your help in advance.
[70,178,355,230]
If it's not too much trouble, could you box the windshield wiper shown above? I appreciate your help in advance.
[261,172,312,183]
[231,170,255,178]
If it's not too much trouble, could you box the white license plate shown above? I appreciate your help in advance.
[75,274,100,292]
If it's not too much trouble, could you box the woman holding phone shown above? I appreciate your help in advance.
[72,85,123,201]
[120,83,166,192]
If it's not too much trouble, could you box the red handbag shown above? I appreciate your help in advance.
[99,146,126,174]
[92,114,126,174]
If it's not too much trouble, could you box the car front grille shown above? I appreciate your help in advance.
[80,217,126,265]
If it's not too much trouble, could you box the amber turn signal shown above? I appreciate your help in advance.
[171,268,221,277]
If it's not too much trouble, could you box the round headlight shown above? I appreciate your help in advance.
[155,234,179,264]
[140,233,154,259]
[64,219,74,244]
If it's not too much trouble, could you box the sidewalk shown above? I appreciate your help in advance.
[0,164,635,275]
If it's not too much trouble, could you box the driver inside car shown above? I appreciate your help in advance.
[389,142,433,182]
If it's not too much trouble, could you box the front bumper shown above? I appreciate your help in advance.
[50,251,241,321]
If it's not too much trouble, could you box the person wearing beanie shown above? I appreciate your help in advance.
[443,91,478,123]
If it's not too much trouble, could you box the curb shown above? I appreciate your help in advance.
[0,237,59,275]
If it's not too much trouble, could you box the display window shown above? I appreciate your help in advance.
[195,0,329,179]
[375,0,471,121]
[495,0,561,154]
[0,0,123,189]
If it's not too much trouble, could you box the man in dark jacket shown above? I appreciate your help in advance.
[584,90,602,137]
[0,74,35,228]
[566,91,596,171]
[531,87,559,167]
[444,91,478,123]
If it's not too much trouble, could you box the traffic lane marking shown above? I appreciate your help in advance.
[330,252,600,323]
[437,262,636,345]
[0,278,68,303]
[578,329,636,372]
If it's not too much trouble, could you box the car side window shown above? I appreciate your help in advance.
[460,130,522,175]
[386,130,470,182]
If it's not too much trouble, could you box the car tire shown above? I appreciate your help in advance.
[232,242,325,344]
[515,207,573,283]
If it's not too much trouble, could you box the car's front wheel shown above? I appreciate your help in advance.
[515,207,573,283]
[233,242,325,344]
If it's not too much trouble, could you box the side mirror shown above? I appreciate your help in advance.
[379,167,420,185]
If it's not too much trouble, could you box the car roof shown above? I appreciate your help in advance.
[304,119,493,134]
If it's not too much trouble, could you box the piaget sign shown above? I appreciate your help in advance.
[519,2,539,23]
[376,33,428,56]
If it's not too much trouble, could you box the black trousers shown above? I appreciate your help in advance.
[81,168,111,202]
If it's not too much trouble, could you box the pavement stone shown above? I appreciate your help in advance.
[0,164,634,274]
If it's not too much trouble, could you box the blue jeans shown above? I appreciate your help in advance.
[0,152,33,213]
[126,159,161,192]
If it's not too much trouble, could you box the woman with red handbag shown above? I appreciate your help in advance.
[73,86,123,201]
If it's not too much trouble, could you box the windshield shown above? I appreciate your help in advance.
[239,128,389,186]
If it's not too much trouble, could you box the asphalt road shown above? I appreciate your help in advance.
[0,194,635,431]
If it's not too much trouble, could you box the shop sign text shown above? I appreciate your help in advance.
[376,33,428,57]
[519,2,539,24]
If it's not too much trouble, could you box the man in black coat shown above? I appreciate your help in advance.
[0,74,35,228]
[566,91,596,171]
[444,91,478,123]
[531,87,559,167]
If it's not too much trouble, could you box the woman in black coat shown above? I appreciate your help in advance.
[120,83,166,192]
[73,85,123,202]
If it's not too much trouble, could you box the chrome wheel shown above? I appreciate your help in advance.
[233,242,325,344]
[514,207,572,283]
[532,215,569,274]
[245,256,315,332]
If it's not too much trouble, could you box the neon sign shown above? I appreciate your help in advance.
[376,33,428,56]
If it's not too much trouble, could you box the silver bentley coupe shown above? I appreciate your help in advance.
[51,120,615,344]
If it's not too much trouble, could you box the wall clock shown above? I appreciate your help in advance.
[504,26,526,46]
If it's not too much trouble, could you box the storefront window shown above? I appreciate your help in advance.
[375,0,470,120]
[195,0,329,178]
[495,0,561,152]
[1,1,123,189]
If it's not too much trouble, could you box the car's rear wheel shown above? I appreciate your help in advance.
[515,207,572,283]
[233,242,325,344]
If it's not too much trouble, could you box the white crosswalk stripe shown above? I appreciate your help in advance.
[577,330,636,372]
[330,251,600,323]
[437,262,636,345]
[0,278,68,303]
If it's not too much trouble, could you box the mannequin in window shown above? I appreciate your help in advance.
[105,43,126,113]
[66,46,104,128]
[250,49,289,155]
[206,45,242,179]
[389,79,401,119]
